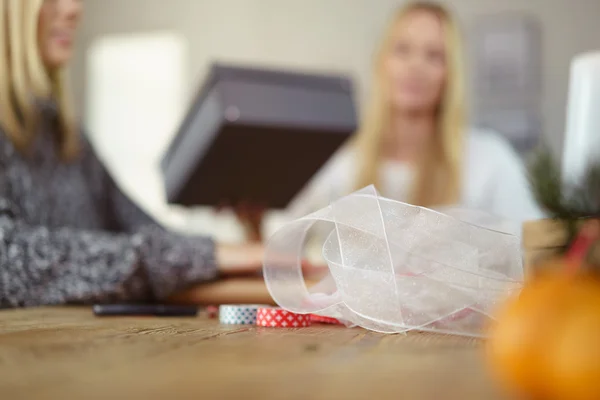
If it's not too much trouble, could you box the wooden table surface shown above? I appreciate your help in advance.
[0,307,509,400]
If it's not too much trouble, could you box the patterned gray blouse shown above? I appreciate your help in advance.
[0,105,217,308]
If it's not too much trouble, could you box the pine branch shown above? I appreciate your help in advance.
[527,148,600,220]
[527,149,568,218]
[578,163,600,216]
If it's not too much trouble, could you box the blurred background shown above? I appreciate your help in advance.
[69,0,600,241]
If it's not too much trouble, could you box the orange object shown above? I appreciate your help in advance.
[486,221,600,400]
[545,278,600,400]
[486,271,568,398]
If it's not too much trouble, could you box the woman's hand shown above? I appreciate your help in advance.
[168,243,271,305]
[215,242,265,276]
[234,201,265,242]
[216,201,265,242]
[168,275,326,306]
[168,242,330,305]
[168,277,276,305]
[215,242,328,278]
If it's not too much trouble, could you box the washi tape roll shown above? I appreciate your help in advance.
[256,307,311,327]
[219,305,261,325]
[206,305,219,319]
[309,314,342,325]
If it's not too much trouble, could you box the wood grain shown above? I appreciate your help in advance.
[522,219,569,275]
[0,307,508,400]
[522,219,568,249]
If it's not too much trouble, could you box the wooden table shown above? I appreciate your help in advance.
[0,307,508,399]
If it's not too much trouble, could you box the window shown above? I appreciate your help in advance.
[85,31,189,228]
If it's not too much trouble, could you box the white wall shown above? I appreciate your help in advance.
[69,0,600,239]
[84,32,192,231]
[73,0,600,150]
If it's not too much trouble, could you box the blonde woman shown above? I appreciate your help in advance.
[0,0,273,307]
[288,2,542,224]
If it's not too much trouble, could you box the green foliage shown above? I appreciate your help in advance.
[527,147,600,252]
[528,148,600,220]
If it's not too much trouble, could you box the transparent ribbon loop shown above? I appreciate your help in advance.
[263,186,523,337]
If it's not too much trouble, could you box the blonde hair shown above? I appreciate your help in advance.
[354,1,466,207]
[0,0,79,159]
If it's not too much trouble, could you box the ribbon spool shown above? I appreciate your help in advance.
[219,305,262,325]
[256,307,311,327]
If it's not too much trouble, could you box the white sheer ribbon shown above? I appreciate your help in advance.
[263,186,523,337]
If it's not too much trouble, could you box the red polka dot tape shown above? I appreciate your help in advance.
[309,314,342,325]
[256,307,311,328]
[206,305,218,319]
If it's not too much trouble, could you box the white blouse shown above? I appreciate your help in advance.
[285,128,544,225]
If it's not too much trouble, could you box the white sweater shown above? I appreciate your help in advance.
[285,128,544,226]
[181,129,543,242]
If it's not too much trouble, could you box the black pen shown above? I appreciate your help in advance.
[92,304,199,317]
